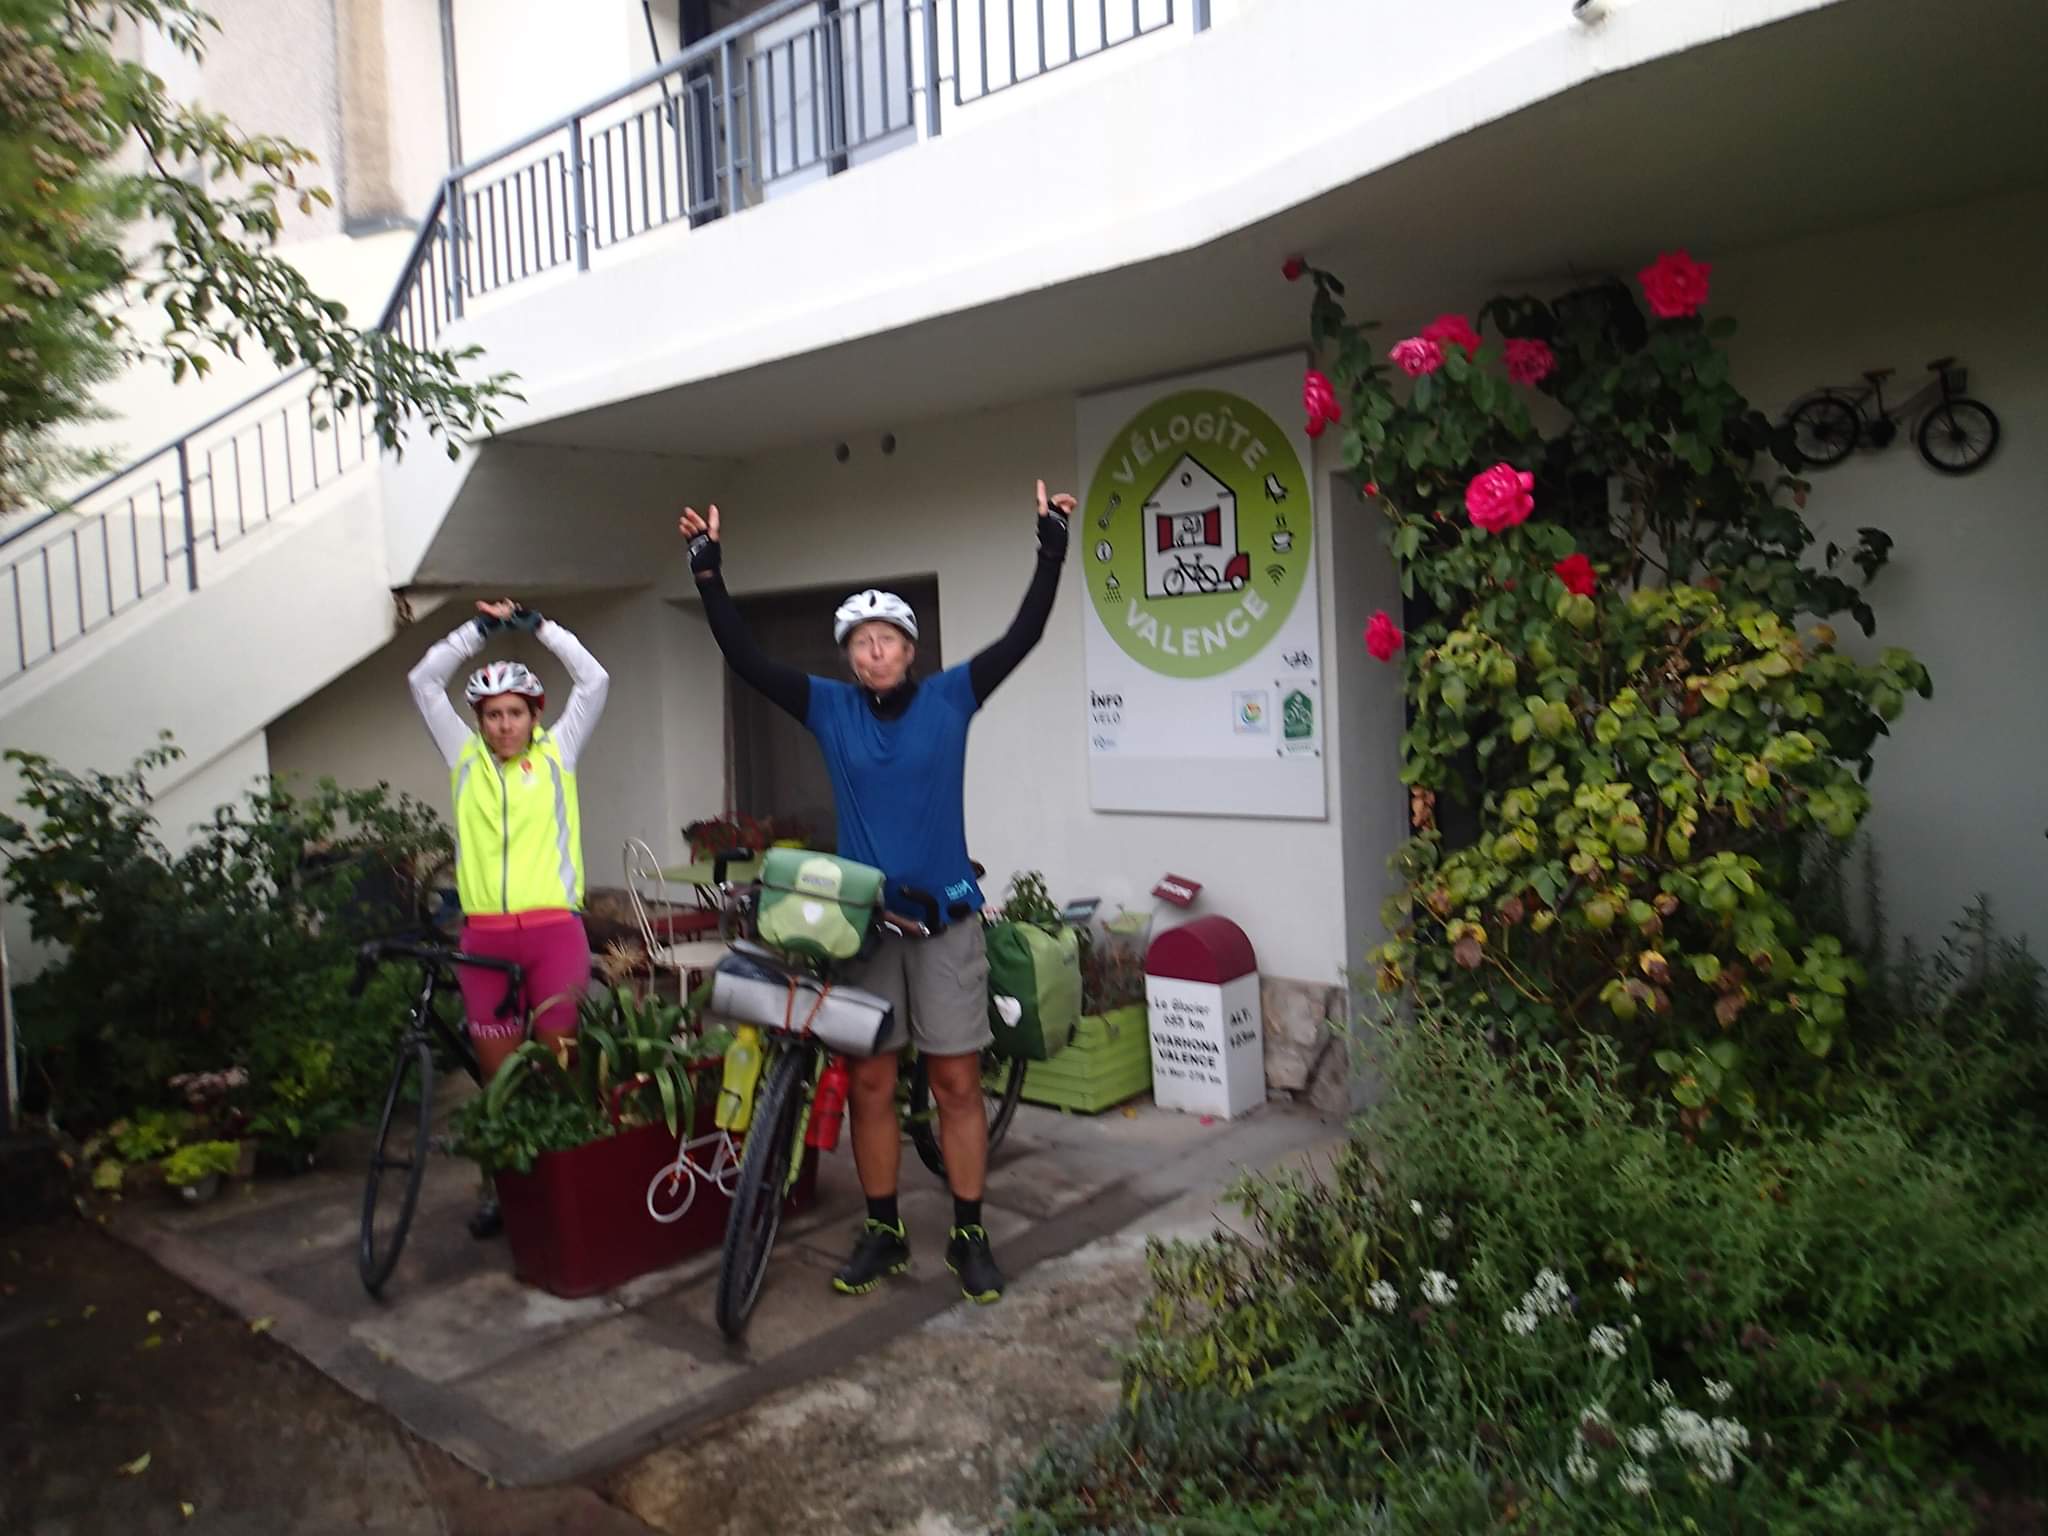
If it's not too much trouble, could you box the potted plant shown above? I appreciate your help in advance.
[450,987,821,1298]
[160,1140,240,1204]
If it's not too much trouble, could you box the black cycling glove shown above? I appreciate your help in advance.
[1036,506,1069,562]
[506,606,544,633]
[688,532,723,580]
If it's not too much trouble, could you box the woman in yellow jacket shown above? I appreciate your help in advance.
[407,599,610,1083]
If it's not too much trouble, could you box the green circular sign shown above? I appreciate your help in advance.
[1084,389,1311,679]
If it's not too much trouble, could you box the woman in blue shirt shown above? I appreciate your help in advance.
[681,483,1072,1303]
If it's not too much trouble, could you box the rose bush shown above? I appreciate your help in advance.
[1296,258,1929,1128]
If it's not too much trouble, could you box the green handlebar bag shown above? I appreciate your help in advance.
[753,848,883,963]
[985,921,1081,1061]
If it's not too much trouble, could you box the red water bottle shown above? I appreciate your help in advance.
[806,1055,851,1151]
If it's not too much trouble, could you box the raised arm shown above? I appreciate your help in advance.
[969,479,1074,705]
[534,616,610,769]
[680,505,810,723]
[407,615,485,768]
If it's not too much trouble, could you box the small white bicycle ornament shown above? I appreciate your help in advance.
[645,1127,744,1223]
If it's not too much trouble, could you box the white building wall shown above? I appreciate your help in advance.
[1714,188,2048,949]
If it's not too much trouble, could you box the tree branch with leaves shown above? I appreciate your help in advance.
[0,0,518,516]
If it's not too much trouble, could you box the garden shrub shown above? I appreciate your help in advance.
[1006,1000,2048,1532]
[1,737,451,1145]
[1299,256,1929,1127]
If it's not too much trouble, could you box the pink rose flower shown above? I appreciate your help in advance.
[1365,610,1403,662]
[1303,369,1341,425]
[1553,553,1597,596]
[1465,463,1536,534]
[1305,414,1328,440]
[1389,337,1445,378]
[1282,255,1307,282]
[1504,338,1556,386]
[1421,313,1482,357]
[1638,249,1712,319]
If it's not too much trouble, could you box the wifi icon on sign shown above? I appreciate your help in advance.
[1264,564,1285,585]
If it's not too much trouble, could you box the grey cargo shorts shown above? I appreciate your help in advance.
[843,919,992,1057]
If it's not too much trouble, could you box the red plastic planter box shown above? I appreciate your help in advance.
[495,1096,820,1299]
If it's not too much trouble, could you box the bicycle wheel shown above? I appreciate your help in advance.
[1787,395,1860,468]
[906,1048,1027,1181]
[1917,399,1999,475]
[359,1035,434,1297]
[714,1042,810,1339]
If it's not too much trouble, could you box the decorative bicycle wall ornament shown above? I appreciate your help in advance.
[1783,357,2000,476]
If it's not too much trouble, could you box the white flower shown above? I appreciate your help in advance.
[1587,1325,1627,1360]
[1615,1276,1636,1300]
[1530,1268,1570,1316]
[1581,1401,1611,1427]
[1705,1378,1734,1404]
[1367,1279,1399,1314]
[1409,1199,1425,1217]
[1420,1269,1458,1306]
[1617,1461,1652,1497]
[1651,1378,1676,1405]
[1626,1426,1661,1457]
[1566,1447,1599,1485]
[1501,1307,1538,1336]
[1432,1213,1454,1240]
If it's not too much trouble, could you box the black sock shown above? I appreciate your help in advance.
[953,1195,982,1231]
[867,1193,900,1231]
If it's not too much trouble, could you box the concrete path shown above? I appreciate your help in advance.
[109,1095,1343,1492]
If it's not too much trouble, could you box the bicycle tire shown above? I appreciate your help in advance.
[714,1042,810,1339]
[906,1049,1027,1181]
[1917,398,1999,475]
[1786,394,1860,468]
[359,1035,434,1297]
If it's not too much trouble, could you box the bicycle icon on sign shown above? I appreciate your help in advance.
[1784,357,1999,476]
[1161,551,1251,596]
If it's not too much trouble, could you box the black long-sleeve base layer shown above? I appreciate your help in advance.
[696,550,1063,723]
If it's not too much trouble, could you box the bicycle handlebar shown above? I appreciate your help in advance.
[349,938,526,1020]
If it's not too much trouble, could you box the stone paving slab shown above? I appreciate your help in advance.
[110,1097,1340,1488]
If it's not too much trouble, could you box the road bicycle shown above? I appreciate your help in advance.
[701,861,1027,1340]
[347,937,525,1297]
[1785,357,1999,476]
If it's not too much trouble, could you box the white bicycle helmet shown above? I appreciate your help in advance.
[465,659,545,713]
[833,589,919,645]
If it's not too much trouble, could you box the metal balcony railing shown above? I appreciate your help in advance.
[1,0,1203,690]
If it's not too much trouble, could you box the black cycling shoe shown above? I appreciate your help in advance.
[467,1196,503,1240]
[946,1224,1005,1304]
[831,1219,910,1295]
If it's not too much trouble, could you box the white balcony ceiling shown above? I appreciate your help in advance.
[503,0,2047,459]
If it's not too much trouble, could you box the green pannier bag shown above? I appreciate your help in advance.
[754,848,883,963]
[985,921,1081,1061]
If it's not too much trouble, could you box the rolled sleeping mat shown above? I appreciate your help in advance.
[709,940,895,1057]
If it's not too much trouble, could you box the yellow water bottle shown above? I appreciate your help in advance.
[715,1026,764,1132]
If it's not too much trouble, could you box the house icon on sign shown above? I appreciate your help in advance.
[1143,454,1248,600]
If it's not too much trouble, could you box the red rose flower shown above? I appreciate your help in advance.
[1421,313,1482,356]
[1305,414,1328,439]
[1282,255,1307,282]
[1638,249,1712,319]
[1553,553,1597,595]
[1303,369,1340,424]
[1389,337,1445,378]
[1504,338,1556,386]
[1465,463,1536,534]
[1365,610,1403,661]
[1363,481,1380,498]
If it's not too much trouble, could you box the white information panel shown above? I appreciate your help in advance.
[1075,353,1326,819]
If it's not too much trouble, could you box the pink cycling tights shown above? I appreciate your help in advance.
[458,910,591,1080]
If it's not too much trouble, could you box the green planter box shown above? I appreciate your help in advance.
[1019,1004,1152,1114]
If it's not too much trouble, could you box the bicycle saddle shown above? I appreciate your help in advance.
[1925,355,1956,372]
[1861,368,1894,382]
